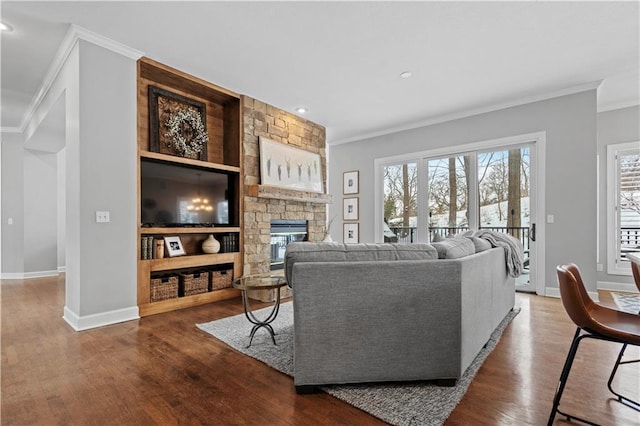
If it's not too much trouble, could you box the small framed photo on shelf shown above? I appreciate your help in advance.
[343,170,359,194]
[343,197,359,221]
[164,236,186,257]
[344,223,359,244]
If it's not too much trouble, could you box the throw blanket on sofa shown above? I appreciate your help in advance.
[475,229,525,278]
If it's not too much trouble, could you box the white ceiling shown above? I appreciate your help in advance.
[1,1,639,144]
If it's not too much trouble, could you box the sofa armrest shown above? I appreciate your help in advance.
[292,259,464,386]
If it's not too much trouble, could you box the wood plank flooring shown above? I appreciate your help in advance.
[2,275,639,425]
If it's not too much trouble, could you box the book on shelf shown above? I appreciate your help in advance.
[141,236,155,260]
[147,236,154,259]
[221,234,238,253]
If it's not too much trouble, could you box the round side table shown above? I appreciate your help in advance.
[232,274,288,347]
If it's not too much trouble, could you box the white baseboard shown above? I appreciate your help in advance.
[63,305,140,331]
[24,270,59,279]
[1,270,60,280]
[597,281,637,293]
[57,266,66,273]
[545,286,600,302]
[1,272,25,280]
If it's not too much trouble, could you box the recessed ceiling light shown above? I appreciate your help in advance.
[296,107,307,114]
[400,71,412,79]
[0,22,13,32]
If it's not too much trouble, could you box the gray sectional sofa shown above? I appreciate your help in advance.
[284,239,516,393]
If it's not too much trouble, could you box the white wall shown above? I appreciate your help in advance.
[73,39,138,320]
[597,105,640,291]
[328,91,597,295]
[57,148,66,271]
[23,149,58,275]
[19,91,66,277]
[2,35,140,330]
[0,133,25,277]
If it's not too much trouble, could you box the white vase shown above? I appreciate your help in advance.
[202,234,221,253]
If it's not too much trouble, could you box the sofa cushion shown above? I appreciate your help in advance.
[284,242,438,284]
[431,236,476,259]
[471,236,492,253]
[344,243,438,261]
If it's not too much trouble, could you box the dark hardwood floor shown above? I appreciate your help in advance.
[2,275,639,425]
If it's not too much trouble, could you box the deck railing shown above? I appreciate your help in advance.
[389,226,531,252]
[621,227,640,248]
[621,227,640,259]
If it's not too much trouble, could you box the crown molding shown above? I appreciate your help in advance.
[12,24,144,134]
[598,99,640,113]
[329,80,603,146]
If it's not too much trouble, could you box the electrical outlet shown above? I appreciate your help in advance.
[547,214,554,224]
[96,211,110,223]
[7,218,13,225]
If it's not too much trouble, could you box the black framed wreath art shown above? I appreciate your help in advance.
[149,86,209,161]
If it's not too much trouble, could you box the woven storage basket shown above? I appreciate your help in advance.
[180,271,209,296]
[211,269,233,290]
[150,275,179,302]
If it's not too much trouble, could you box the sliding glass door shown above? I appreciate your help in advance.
[382,143,536,292]
[477,146,534,291]
[383,162,417,243]
[426,155,470,239]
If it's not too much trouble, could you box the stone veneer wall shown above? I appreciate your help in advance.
[242,96,327,276]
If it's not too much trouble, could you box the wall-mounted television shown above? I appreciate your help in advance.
[140,159,230,227]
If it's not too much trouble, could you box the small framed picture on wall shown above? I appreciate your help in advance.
[343,170,359,194]
[343,197,359,221]
[344,223,359,244]
[164,236,186,257]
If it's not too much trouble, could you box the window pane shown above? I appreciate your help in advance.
[619,151,640,260]
[427,156,469,240]
[477,148,530,249]
[384,163,417,244]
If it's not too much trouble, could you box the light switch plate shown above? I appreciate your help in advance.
[96,211,110,223]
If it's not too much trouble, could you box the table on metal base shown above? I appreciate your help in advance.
[232,274,288,348]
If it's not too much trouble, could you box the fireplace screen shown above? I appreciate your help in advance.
[270,219,308,270]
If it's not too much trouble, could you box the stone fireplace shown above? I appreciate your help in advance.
[270,219,308,270]
[241,96,331,279]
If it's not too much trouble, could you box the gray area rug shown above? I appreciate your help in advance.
[197,303,520,426]
[611,291,640,314]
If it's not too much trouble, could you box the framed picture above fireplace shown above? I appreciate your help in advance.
[259,137,323,193]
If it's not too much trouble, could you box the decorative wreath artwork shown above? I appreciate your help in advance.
[164,107,208,157]
[149,86,209,160]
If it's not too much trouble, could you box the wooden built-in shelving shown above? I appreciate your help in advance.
[141,227,240,235]
[137,57,243,317]
[139,151,241,174]
[145,253,240,272]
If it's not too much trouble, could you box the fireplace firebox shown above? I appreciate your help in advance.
[270,220,308,270]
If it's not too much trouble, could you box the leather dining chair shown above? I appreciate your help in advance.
[626,253,640,292]
[608,253,640,410]
[548,263,640,425]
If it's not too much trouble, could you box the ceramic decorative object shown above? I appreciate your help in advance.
[202,234,221,254]
[155,239,165,259]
